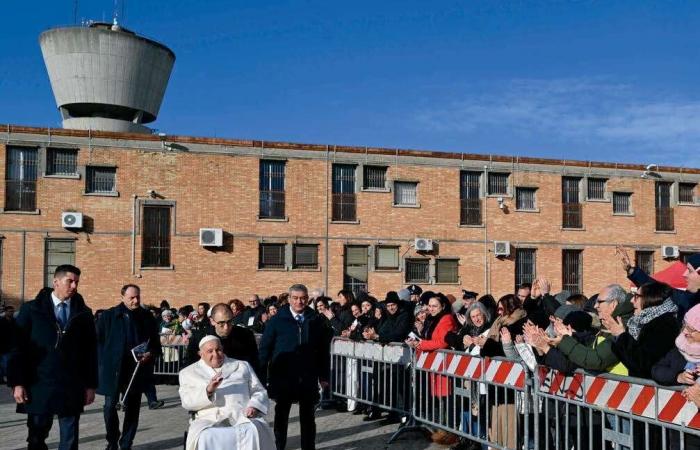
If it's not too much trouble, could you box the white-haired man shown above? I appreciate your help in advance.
[179,336,274,450]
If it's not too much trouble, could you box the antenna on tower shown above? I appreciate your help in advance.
[112,0,126,26]
[73,0,79,24]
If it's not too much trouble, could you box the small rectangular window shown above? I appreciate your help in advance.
[86,166,116,194]
[562,250,583,294]
[46,148,78,175]
[141,206,171,268]
[376,246,399,270]
[515,187,537,210]
[45,239,75,287]
[363,166,387,190]
[587,178,607,200]
[612,192,632,214]
[460,171,482,225]
[405,259,430,283]
[259,160,285,219]
[293,244,318,270]
[394,181,418,206]
[259,243,286,269]
[515,248,536,289]
[487,173,509,195]
[679,183,696,204]
[635,251,654,275]
[436,259,459,284]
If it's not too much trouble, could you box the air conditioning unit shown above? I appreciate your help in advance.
[414,238,434,252]
[662,245,679,259]
[199,228,223,247]
[61,212,83,229]
[494,241,511,257]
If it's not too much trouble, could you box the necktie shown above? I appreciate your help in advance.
[57,302,68,329]
[296,314,304,327]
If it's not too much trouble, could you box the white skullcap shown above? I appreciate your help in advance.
[198,335,221,350]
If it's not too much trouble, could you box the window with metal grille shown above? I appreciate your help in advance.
[515,187,537,210]
[141,206,171,268]
[436,259,459,284]
[344,245,368,296]
[332,164,356,221]
[5,146,38,211]
[293,244,318,269]
[562,250,583,294]
[612,192,632,214]
[259,160,285,219]
[679,183,696,204]
[635,251,654,275]
[376,246,399,270]
[562,177,582,228]
[680,252,697,264]
[655,181,674,231]
[405,259,430,283]
[587,178,606,200]
[259,243,286,269]
[44,239,75,287]
[363,166,387,190]
[86,166,116,194]
[515,248,536,290]
[460,171,482,225]
[487,173,509,195]
[46,148,78,175]
[394,181,418,206]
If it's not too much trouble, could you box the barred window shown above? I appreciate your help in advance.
[293,244,318,270]
[679,183,696,204]
[5,146,38,211]
[344,245,368,296]
[515,187,537,210]
[436,259,459,284]
[363,166,387,190]
[45,239,75,287]
[562,177,582,228]
[515,248,536,289]
[394,181,418,206]
[86,166,116,193]
[332,164,356,221]
[562,250,583,294]
[460,171,481,225]
[141,206,171,267]
[259,243,286,269]
[587,178,606,200]
[46,148,78,175]
[376,246,399,270]
[405,259,429,283]
[259,160,285,219]
[612,192,632,214]
[655,181,674,231]
[487,173,509,195]
[635,251,654,275]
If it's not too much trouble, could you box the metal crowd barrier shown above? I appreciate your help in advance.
[535,365,700,450]
[153,344,187,376]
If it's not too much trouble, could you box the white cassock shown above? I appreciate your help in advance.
[179,357,275,450]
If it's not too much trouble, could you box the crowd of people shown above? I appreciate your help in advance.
[2,244,700,449]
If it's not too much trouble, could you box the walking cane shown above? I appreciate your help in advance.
[116,361,141,411]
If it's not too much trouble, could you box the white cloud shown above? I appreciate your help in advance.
[414,78,700,166]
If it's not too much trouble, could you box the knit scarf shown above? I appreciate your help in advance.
[487,309,527,341]
[626,298,677,340]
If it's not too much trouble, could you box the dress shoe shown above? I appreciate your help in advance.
[363,410,382,421]
[148,400,165,410]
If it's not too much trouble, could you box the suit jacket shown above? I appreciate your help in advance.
[96,303,161,397]
[7,287,97,415]
[258,305,332,402]
[185,323,260,376]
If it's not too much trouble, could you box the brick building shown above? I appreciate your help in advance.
[1,124,698,310]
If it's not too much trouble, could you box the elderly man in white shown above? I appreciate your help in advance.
[179,335,275,450]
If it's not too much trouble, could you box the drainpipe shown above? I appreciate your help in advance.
[131,195,137,275]
[324,145,330,295]
[483,196,489,295]
[20,230,26,303]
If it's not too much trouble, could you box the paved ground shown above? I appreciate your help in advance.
[0,385,444,449]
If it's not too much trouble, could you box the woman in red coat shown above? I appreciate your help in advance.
[407,293,457,445]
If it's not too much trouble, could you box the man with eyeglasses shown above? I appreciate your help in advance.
[185,303,260,376]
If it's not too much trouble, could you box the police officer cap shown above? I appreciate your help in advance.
[462,290,479,300]
[407,284,423,295]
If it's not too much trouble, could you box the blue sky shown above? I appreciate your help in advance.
[2,1,700,166]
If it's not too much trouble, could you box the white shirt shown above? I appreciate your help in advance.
[290,308,304,323]
[51,291,71,323]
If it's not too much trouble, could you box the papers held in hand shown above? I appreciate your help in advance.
[131,341,149,363]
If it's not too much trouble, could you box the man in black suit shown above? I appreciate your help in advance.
[8,264,97,450]
[185,302,260,375]
[97,284,161,450]
[259,284,332,450]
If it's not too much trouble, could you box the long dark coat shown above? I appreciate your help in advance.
[7,288,97,415]
[258,305,332,402]
[96,303,161,398]
[185,323,260,376]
